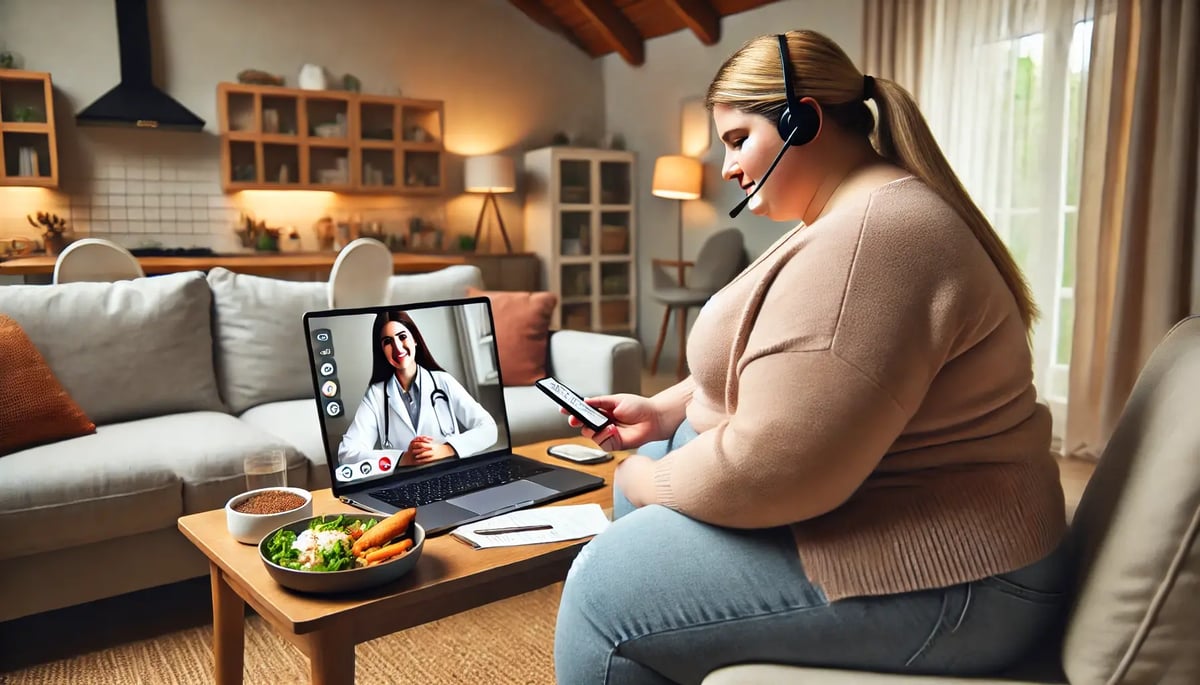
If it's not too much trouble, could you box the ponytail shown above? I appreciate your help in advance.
[707,31,1037,332]
[871,77,1039,330]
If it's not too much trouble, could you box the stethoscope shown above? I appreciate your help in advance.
[381,366,457,448]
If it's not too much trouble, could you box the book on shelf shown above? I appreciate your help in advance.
[17,147,40,177]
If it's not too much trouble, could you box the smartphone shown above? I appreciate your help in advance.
[547,443,613,464]
[534,376,613,432]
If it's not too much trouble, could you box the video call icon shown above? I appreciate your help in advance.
[359,462,372,475]
[340,465,353,481]
[321,380,339,398]
[324,400,342,417]
[313,329,332,343]
[319,361,337,377]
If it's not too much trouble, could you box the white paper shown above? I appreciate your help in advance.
[450,503,610,548]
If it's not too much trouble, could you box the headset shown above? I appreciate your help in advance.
[729,33,822,218]
[380,366,458,448]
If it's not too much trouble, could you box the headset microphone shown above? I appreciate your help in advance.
[728,126,798,218]
[728,33,820,219]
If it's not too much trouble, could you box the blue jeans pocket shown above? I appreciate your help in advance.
[905,583,972,667]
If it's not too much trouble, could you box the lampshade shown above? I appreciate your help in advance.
[464,154,516,193]
[651,155,702,200]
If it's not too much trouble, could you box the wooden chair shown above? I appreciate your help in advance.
[649,228,745,379]
[52,238,145,284]
[328,238,393,308]
[704,316,1200,684]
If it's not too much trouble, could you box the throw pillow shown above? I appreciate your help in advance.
[466,287,557,386]
[0,314,96,456]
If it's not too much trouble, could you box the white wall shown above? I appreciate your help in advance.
[0,0,605,251]
[1,0,867,369]
[602,0,865,361]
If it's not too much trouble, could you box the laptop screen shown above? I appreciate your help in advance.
[304,297,511,488]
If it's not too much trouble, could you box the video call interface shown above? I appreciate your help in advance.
[307,301,509,486]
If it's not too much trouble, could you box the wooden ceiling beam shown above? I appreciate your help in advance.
[572,0,645,65]
[508,0,591,54]
[665,0,720,45]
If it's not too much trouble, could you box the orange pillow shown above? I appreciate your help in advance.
[467,287,557,386]
[0,315,96,456]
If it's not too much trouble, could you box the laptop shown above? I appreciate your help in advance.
[303,296,605,536]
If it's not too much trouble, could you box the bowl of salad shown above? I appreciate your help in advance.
[258,508,424,594]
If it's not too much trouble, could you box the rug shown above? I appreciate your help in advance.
[2,583,563,684]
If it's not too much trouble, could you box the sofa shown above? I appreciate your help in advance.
[0,265,642,622]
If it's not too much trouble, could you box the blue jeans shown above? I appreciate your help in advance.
[554,422,1070,684]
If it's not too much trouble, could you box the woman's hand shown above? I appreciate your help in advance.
[562,393,668,451]
[614,454,658,508]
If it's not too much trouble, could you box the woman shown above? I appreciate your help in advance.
[338,310,497,467]
[554,30,1068,684]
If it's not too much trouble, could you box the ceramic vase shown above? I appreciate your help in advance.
[298,64,327,90]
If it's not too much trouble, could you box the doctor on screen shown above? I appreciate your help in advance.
[338,310,498,467]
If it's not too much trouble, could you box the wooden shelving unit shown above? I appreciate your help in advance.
[216,82,445,194]
[0,70,58,188]
[524,146,637,335]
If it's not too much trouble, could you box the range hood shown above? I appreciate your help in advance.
[76,0,205,130]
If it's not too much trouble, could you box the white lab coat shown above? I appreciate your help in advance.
[338,367,498,465]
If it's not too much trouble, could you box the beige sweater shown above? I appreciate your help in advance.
[653,177,1066,601]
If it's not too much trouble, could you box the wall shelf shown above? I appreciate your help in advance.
[216,82,445,194]
[0,69,58,188]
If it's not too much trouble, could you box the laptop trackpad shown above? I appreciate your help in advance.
[447,480,558,514]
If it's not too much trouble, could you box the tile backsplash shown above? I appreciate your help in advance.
[1,135,450,253]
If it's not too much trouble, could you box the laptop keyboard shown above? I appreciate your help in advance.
[370,459,553,508]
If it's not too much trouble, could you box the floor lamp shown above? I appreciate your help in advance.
[650,155,703,378]
[465,154,516,253]
[651,155,702,264]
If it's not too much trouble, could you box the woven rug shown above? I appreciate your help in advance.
[2,583,563,684]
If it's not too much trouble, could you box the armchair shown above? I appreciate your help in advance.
[649,228,745,378]
[704,316,1200,684]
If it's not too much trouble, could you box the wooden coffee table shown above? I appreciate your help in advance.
[177,437,621,685]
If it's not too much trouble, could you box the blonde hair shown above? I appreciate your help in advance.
[706,30,1038,331]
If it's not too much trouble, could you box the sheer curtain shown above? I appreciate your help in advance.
[866,0,1096,442]
[1066,0,1200,459]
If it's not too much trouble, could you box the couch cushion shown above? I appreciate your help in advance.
[0,410,312,560]
[386,264,483,305]
[1063,315,1200,684]
[0,271,224,425]
[150,412,310,514]
[238,399,330,489]
[209,265,485,414]
[207,267,327,414]
[0,314,96,456]
[468,287,556,386]
[0,421,183,559]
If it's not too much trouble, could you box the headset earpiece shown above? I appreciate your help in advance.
[775,33,820,146]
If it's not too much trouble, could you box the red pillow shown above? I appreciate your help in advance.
[0,315,96,456]
[467,287,557,386]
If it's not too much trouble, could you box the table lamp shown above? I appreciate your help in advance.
[465,154,516,253]
[651,155,702,263]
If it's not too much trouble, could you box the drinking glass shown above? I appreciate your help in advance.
[244,449,287,490]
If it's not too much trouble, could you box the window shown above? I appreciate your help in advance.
[931,17,1093,437]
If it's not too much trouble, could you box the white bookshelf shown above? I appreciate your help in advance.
[523,146,637,335]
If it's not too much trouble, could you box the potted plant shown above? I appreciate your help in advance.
[27,212,70,255]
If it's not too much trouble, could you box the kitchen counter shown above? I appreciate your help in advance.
[0,251,467,277]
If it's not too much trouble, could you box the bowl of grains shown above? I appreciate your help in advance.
[225,487,314,545]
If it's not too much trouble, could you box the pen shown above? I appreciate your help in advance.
[473,524,554,536]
